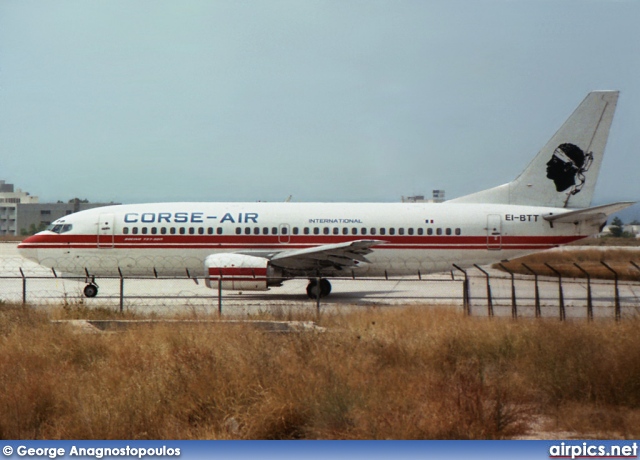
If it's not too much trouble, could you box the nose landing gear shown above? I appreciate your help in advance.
[83,276,99,298]
[306,278,331,299]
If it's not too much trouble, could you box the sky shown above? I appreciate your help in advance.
[1,1,639,218]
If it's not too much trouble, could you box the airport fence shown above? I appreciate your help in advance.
[1,259,640,320]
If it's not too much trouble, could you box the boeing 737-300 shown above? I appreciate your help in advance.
[18,91,634,298]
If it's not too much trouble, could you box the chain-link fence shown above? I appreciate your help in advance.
[2,243,640,319]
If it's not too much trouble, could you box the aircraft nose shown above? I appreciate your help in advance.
[18,237,39,263]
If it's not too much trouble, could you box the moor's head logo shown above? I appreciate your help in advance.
[546,143,593,195]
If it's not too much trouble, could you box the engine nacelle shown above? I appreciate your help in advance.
[204,253,270,291]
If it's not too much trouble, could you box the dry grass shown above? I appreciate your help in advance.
[0,304,639,439]
[496,247,640,281]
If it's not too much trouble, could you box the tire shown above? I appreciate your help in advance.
[306,279,332,298]
[84,284,98,298]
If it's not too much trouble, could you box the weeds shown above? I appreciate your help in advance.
[0,305,638,439]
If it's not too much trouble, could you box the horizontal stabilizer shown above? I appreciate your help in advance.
[543,201,636,223]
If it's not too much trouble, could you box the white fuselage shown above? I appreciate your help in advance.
[18,202,595,281]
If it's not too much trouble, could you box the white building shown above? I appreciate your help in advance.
[401,190,445,203]
[0,180,39,235]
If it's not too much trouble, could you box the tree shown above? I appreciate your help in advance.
[609,217,624,237]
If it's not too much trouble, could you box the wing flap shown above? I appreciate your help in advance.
[270,239,387,270]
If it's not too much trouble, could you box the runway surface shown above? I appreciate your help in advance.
[1,243,639,319]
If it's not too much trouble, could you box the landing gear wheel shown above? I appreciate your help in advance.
[306,278,332,299]
[83,283,98,298]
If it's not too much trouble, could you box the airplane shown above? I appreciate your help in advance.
[18,91,634,299]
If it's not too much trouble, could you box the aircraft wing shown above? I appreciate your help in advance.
[267,239,387,271]
[543,201,636,223]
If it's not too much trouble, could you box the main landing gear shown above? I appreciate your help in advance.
[306,278,331,299]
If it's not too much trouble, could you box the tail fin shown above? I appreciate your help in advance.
[450,91,619,208]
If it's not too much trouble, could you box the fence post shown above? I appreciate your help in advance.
[218,276,223,316]
[473,264,493,318]
[522,263,541,318]
[118,267,124,313]
[452,264,470,316]
[498,263,517,319]
[573,263,593,321]
[600,262,620,322]
[545,263,565,321]
[315,276,321,315]
[19,268,26,305]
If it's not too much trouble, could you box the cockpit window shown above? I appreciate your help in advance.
[46,223,73,234]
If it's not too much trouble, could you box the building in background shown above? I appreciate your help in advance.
[0,180,118,236]
[0,180,39,235]
[401,190,445,203]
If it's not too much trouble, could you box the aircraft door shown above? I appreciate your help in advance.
[486,214,502,250]
[98,213,115,248]
[278,224,290,244]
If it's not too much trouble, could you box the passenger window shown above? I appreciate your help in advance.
[427,228,433,235]
[199,227,205,235]
[123,227,129,235]
[408,228,414,235]
[253,227,260,235]
[180,227,186,235]
[304,227,310,235]
[189,227,195,235]
[217,228,223,235]
[151,227,157,235]
[361,228,367,235]
[282,227,288,235]
[323,227,329,235]
[244,227,251,235]
[272,227,278,235]
[417,228,423,235]
[437,228,442,235]
[455,228,461,235]
[207,227,213,235]
[446,228,452,235]
[351,228,358,235]
[236,227,241,235]
[170,227,176,235]
[389,228,395,235]
[399,228,405,235]
[263,227,269,235]
[161,227,167,235]
[380,228,386,235]
[333,228,339,235]
[370,228,376,235]
[293,227,299,235]
[142,227,148,235]
[132,227,138,235]
[342,228,349,235]
[314,227,320,235]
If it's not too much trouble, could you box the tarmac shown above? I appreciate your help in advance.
[1,243,639,319]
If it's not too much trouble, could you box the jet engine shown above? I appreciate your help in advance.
[204,253,278,291]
